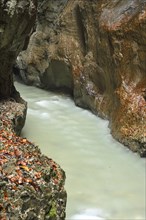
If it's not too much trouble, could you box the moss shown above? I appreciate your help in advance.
[46,201,57,219]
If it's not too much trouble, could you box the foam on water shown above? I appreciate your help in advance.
[70,208,106,220]
[36,100,51,108]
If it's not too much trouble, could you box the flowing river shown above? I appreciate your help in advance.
[15,81,145,220]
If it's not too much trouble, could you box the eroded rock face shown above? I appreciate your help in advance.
[0,0,37,98]
[16,0,146,156]
[15,0,73,93]
[0,1,67,219]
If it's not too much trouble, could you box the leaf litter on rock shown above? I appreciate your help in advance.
[0,99,66,218]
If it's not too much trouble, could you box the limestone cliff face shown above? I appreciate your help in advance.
[16,0,146,156]
[0,1,67,219]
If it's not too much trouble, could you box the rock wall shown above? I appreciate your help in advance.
[15,0,73,93]
[0,0,37,99]
[0,1,67,219]
[16,0,146,157]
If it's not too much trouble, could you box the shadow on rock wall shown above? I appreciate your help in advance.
[16,0,146,157]
[0,1,67,219]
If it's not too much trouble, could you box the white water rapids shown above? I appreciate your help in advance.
[15,82,146,220]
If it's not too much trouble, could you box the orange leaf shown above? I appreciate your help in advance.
[20,165,29,172]
[22,138,27,143]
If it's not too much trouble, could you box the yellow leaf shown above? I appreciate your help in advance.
[20,165,29,172]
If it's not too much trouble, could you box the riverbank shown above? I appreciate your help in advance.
[0,98,66,219]
[15,81,146,220]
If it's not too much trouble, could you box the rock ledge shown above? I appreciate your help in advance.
[0,99,66,219]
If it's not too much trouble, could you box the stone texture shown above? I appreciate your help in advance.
[0,100,67,220]
[0,1,67,219]
[0,120,67,220]
[0,0,37,98]
[16,0,146,156]
[0,98,27,135]
[15,0,73,94]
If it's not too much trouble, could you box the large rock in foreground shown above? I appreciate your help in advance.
[16,0,146,156]
[0,100,67,219]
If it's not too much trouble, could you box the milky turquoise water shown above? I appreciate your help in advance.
[15,82,146,220]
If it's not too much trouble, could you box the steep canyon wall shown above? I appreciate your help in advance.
[0,1,67,219]
[0,0,37,99]
[16,0,146,156]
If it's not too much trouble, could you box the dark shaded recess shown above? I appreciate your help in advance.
[95,68,106,94]
[22,24,37,51]
[13,64,33,86]
[135,141,146,157]
[40,59,73,95]
[143,93,146,101]
[89,64,106,94]
[13,65,25,87]
[75,4,87,55]
[107,35,121,92]
[13,64,21,77]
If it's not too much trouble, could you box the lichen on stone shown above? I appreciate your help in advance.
[5,0,17,17]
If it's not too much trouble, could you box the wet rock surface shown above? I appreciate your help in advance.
[0,0,67,219]
[16,0,146,156]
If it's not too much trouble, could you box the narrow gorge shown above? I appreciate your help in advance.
[16,0,146,156]
[0,0,146,219]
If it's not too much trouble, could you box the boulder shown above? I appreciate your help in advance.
[16,0,146,156]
